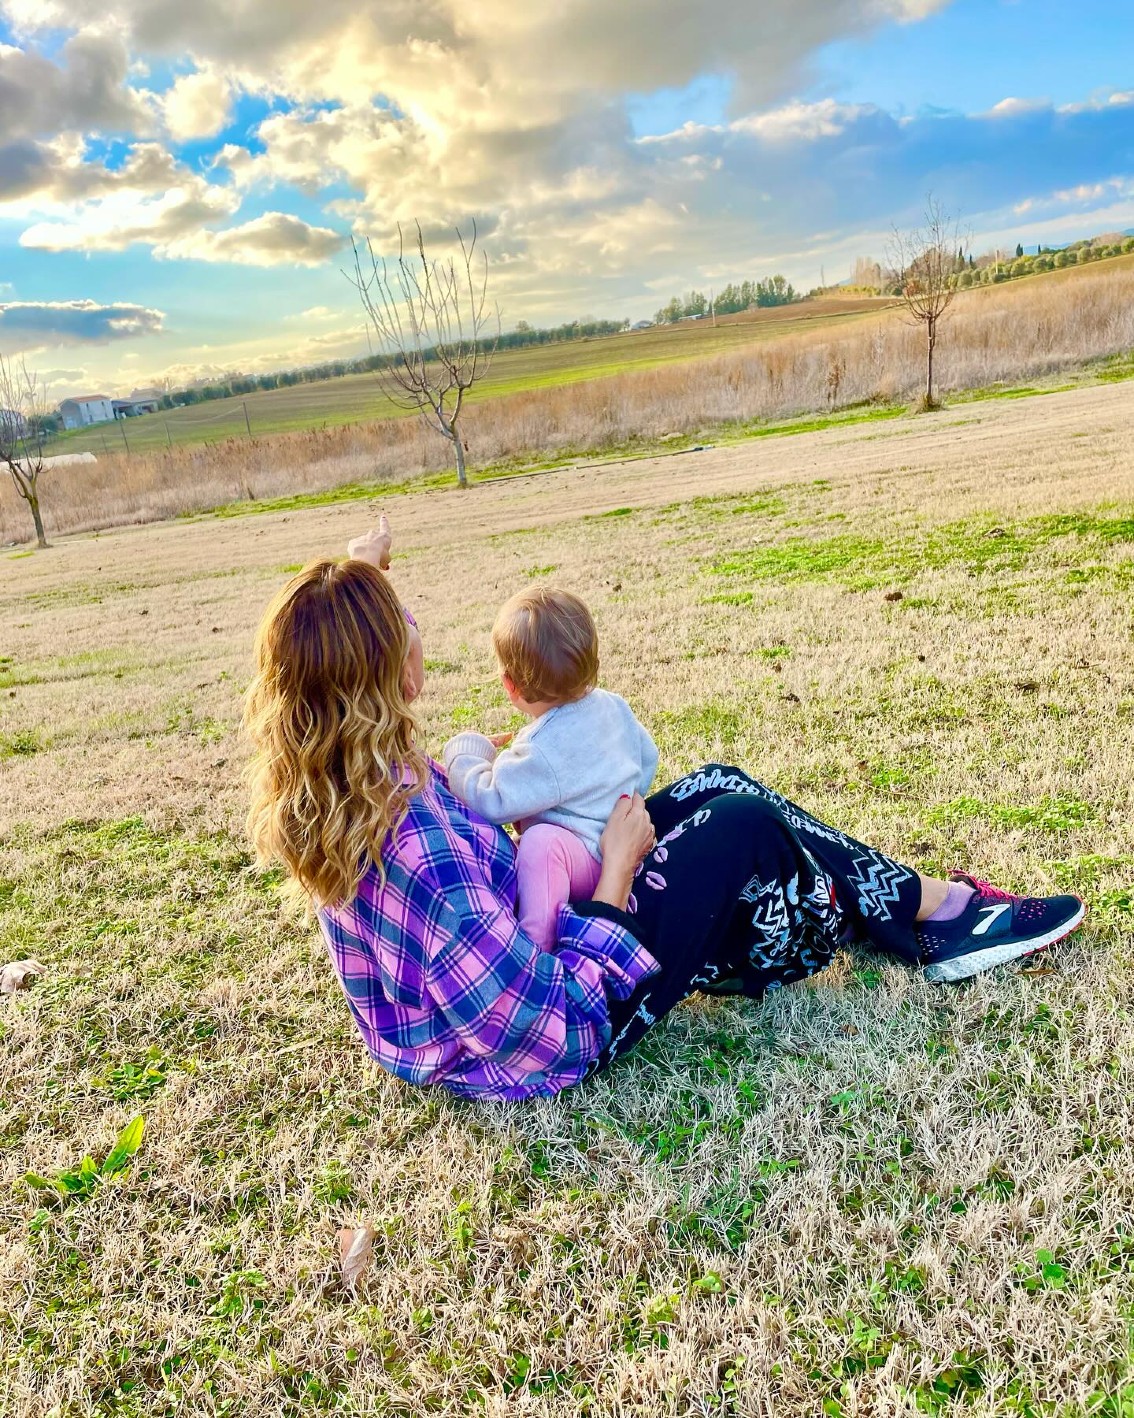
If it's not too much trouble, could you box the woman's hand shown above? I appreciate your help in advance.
[593,794,656,910]
[347,513,393,571]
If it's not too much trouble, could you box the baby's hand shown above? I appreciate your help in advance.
[488,732,514,749]
[347,513,393,571]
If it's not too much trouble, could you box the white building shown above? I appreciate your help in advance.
[59,395,114,430]
[112,388,162,418]
[0,407,28,441]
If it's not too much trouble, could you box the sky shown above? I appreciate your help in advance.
[0,0,1132,400]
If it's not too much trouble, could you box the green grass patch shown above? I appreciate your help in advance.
[740,405,904,439]
[925,794,1094,833]
[0,727,45,758]
[708,510,1134,591]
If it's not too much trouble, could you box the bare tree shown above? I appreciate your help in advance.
[0,355,52,548]
[347,221,499,489]
[888,197,964,411]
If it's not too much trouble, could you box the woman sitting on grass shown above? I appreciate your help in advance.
[244,520,1086,1101]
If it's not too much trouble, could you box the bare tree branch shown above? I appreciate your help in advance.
[0,355,52,548]
[887,196,967,412]
[344,221,500,488]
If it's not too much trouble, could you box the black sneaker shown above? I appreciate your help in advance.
[919,872,1086,983]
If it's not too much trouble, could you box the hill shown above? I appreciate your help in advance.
[44,298,890,457]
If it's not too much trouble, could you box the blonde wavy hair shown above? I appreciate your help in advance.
[244,559,428,909]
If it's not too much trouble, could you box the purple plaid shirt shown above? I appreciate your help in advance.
[318,764,659,1099]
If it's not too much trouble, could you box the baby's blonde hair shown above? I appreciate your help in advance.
[491,586,599,704]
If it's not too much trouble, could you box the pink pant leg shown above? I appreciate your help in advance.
[515,824,603,950]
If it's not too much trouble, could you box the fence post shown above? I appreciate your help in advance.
[118,418,130,454]
[164,421,172,448]
[243,401,252,438]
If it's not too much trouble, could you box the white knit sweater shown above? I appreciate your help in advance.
[441,689,658,857]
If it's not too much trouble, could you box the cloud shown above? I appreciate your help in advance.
[162,211,345,265]
[0,137,181,204]
[18,178,240,253]
[7,0,947,113]
[162,65,232,142]
[0,32,151,142]
[730,99,871,142]
[986,96,1048,119]
[0,299,165,352]
[18,181,342,265]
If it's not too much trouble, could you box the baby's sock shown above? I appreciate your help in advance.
[924,879,975,923]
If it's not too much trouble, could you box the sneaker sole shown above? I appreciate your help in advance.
[922,901,1087,984]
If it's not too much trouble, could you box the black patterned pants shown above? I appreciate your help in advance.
[594,764,923,1070]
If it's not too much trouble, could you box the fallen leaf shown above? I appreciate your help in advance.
[338,1225,377,1291]
[2,959,45,994]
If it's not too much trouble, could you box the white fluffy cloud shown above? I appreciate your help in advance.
[162,211,345,265]
[162,65,232,142]
[18,177,240,254]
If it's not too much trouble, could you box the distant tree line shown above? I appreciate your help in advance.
[653,275,798,325]
[155,316,629,410]
[848,231,1134,298]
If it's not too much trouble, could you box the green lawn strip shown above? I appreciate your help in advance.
[706,509,1134,593]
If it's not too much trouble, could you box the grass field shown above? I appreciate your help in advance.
[3,379,1134,1416]
[43,299,893,456]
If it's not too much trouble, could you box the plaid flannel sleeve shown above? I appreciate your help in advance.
[418,848,659,1077]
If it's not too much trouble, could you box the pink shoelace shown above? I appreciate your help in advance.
[950,872,1018,903]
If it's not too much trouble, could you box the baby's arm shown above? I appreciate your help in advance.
[442,733,563,825]
[635,718,659,797]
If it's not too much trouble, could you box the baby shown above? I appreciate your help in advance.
[442,586,658,949]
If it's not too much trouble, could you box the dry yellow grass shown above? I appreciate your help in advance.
[3,258,1132,547]
[1,380,1133,1415]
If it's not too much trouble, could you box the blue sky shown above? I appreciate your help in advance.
[1,0,1131,398]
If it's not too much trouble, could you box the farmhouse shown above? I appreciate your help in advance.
[112,387,162,418]
[59,394,114,429]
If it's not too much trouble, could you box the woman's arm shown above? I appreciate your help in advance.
[592,793,656,910]
[345,518,424,702]
[346,516,392,570]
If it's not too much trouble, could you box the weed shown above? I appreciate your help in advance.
[25,1115,145,1203]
